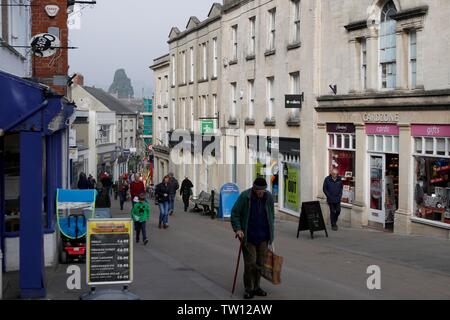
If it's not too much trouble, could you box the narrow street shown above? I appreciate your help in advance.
[5,197,450,300]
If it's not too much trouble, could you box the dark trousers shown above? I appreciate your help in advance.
[182,195,190,212]
[119,192,126,210]
[242,241,268,293]
[134,221,147,241]
[329,202,341,226]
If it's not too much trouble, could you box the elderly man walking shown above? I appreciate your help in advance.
[231,178,275,300]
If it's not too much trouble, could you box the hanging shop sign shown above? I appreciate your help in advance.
[69,147,78,161]
[411,125,450,137]
[87,219,133,285]
[45,5,60,17]
[285,94,304,109]
[363,113,400,123]
[30,33,60,58]
[365,124,399,135]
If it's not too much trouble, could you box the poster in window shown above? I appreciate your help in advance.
[284,164,300,212]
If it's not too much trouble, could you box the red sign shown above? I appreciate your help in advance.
[412,125,450,137]
[366,124,399,135]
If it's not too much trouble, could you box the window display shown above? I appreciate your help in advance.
[414,157,450,224]
[283,162,300,212]
[330,150,355,204]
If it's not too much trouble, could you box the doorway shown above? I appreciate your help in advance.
[368,153,399,230]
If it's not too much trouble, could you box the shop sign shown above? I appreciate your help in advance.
[87,219,133,285]
[366,124,399,135]
[69,147,78,160]
[297,201,328,239]
[327,123,356,134]
[285,164,300,212]
[30,33,60,58]
[363,113,400,123]
[412,125,450,137]
[69,129,77,147]
[285,94,304,109]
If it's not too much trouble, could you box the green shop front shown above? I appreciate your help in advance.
[248,136,301,217]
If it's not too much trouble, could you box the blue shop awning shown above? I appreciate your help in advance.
[0,70,74,134]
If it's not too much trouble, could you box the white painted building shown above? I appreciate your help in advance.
[0,1,32,77]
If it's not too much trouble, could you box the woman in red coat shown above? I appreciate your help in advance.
[130,174,146,206]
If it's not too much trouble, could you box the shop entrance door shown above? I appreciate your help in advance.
[369,154,386,227]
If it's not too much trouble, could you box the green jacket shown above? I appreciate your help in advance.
[131,201,150,222]
[231,189,275,245]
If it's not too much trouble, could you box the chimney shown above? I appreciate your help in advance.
[73,74,84,86]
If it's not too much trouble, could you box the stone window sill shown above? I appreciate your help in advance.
[264,119,276,126]
[229,59,238,65]
[264,49,276,57]
[245,118,255,126]
[287,42,301,51]
[246,54,255,61]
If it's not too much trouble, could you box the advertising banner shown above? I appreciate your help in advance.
[219,183,240,219]
[284,164,299,212]
[87,219,133,286]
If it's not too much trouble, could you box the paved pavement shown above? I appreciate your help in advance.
[3,196,450,300]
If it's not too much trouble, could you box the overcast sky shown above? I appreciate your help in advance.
[69,0,216,99]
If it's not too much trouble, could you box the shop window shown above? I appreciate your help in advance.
[328,133,356,204]
[368,135,399,154]
[414,157,450,225]
[282,160,300,212]
[415,137,450,158]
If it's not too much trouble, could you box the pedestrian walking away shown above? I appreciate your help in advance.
[156,175,171,229]
[231,178,275,300]
[180,177,193,212]
[87,174,96,190]
[130,173,146,208]
[95,187,111,209]
[118,175,129,211]
[168,172,179,216]
[77,172,90,190]
[323,168,344,231]
[131,193,150,245]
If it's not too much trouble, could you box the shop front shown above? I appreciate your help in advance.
[366,124,400,230]
[247,135,301,217]
[0,70,74,298]
[411,125,450,228]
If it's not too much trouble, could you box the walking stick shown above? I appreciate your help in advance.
[231,236,243,297]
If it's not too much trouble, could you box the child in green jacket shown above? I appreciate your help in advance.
[131,193,150,245]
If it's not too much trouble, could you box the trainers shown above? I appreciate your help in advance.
[253,288,268,297]
[144,239,149,246]
[244,291,254,300]
[163,224,169,229]
[332,225,338,231]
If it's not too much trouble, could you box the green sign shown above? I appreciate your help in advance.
[254,160,265,179]
[284,164,299,212]
[200,119,217,135]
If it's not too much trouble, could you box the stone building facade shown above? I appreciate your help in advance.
[151,0,450,238]
[316,0,450,238]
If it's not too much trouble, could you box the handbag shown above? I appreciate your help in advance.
[261,243,284,285]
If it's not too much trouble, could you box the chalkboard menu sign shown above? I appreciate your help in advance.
[297,201,329,239]
[87,219,133,285]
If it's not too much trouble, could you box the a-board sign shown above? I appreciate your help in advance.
[87,219,133,286]
[297,201,329,239]
[219,183,240,219]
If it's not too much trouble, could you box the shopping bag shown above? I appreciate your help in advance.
[261,245,284,285]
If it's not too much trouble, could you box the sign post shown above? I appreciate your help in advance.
[297,201,329,239]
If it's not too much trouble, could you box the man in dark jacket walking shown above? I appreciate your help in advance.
[231,178,275,300]
[156,175,171,229]
[168,172,179,216]
[180,177,194,212]
[323,168,344,231]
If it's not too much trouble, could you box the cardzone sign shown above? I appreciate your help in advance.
[45,5,60,17]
